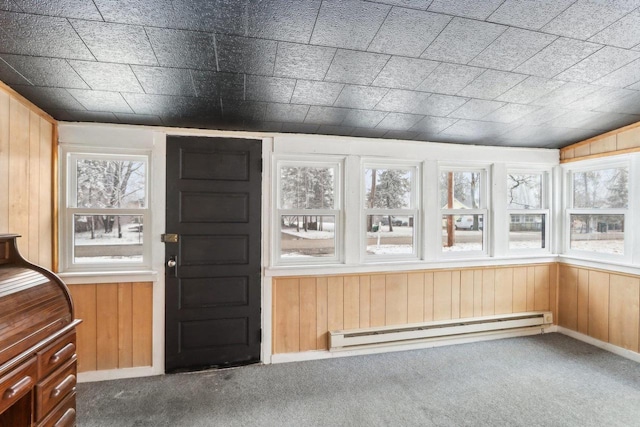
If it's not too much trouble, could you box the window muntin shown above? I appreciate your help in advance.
[364,165,418,259]
[276,160,341,264]
[507,171,548,252]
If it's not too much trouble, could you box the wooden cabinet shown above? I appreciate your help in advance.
[0,235,81,426]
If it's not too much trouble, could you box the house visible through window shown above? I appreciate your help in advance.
[507,172,548,251]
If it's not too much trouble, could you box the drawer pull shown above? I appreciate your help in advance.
[2,375,33,400]
[54,408,76,427]
[49,343,76,365]
[51,374,76,399]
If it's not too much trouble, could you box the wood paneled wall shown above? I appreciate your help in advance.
[0,83,56,269]
[68,282,153,373]
[560,121,640,163]
[273,264,557,354]
[558,264,640,353]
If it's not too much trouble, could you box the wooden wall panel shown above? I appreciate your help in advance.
[272,264,556,354]
[558,265,577,330]
[588,271,609,342]
[577,269,589,335]
[609,274,639,352]
[560,121,640,163]
[68,282,154,373]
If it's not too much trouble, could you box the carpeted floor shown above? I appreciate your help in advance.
[77,333,640,427]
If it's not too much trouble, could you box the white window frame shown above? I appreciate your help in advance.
[506,169,551,254]
[439,165,489,258]
[59,146,152,272]
[273,156,344,266]
[564,158,631,262]
[362,160,421,262]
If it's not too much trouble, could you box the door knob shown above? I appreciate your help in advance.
[167,258,176,268]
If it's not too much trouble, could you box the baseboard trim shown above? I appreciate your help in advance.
[78,366,160,383]
[271,326,555,364]
[557,327,640,364]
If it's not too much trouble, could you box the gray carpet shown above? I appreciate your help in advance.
[77,333,640,427]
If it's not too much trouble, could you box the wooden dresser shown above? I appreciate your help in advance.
[0,234,81,427]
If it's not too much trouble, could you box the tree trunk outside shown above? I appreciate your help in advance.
[447,172,454,247]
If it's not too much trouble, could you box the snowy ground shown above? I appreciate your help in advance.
[571,240,623,254]
[75,229,143,245]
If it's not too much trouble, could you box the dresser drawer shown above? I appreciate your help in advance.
[36,358,77,421]
[37,331,76,379]
[0,357,36,414]
[37,391,76,427]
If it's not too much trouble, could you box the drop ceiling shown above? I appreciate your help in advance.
[2,0,640,148]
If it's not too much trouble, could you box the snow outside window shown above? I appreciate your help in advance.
[61,150,151,271]
[363,164,419,260]
[507,171,549,252]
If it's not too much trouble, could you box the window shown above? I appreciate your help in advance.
[275,159,342,264]
[61,150,150,271]
[363,164,419,259]
[440,168,487,255]
[567,164,628,257]
[507,171,549,252]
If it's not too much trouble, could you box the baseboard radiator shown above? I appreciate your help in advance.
[329,311,553,351]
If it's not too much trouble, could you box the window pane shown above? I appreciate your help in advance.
[572,167,628,208]
[74,215,143,263]
[440,171,481,209]
[366,215,414,256]
[509,214,545,249]
[442,214,483,252]
[570,214,624,255]
[280,215,335,258]
[507,173,542,209]
[280,166,335,209]
[76,159,146,208]
[365,168,412,209]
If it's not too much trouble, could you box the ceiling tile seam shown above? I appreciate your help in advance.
[363,0,433,12]
[411,60,442,92]
[61,58,91,90]
[119,91,137,115]
[242,1,249,37]
[586,5,640,45]
[243,74,246,101]
[287,80,298,104]
[7,0,23,12]
[306,1,323,45]
[509,35,560,73]
[212,32,220,72]
[90,0,105,22]
[586,55,640,88]
[320,48,339,82]
[363,5,393,52]
[368,55,393,88]
[128,65,147,95]
[416,15,454,58]
[462,25,510,67]
[271,42,279,77]
[0,55,33,85]
[486,0,575,31]
[61,89,88,112]
[547,43,626,83]
[66,18,98,62]
[187,69,198,99]
[331,84,347,108]
[141,26,161,67]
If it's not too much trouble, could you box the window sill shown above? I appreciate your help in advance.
[558,255,640,277]
[57,270,158,285]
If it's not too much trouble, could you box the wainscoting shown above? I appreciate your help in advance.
[68,282,153,372]
[272,264,558,354]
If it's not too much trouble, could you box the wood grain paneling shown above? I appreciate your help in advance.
[560,120,640,163]
[609,274,639,352]
[273,264,556,353]
[68,282,153,373]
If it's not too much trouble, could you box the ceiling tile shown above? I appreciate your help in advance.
[333,85,388,109]
[376,112,423,130]
[94,0,174,27]
[514,38,603,78]
[542,0,640,40]
[383,130,420,140]
[317,125,355,136]
[512,107,569,125]
[457,70,526,100]
[416,93,468,116]
[548,109,603,128]
[570,87,638,111]
[469,28,557,71]
[281,122,320,133]
[375,89,430,113]
[342,109,387,128]
[416,63,484,95]
[530,82,600,107]
[351,127,388,138]
[410,116,457,133]
[373,57,439,90]
[131,66,196,97]
[70,20,158,66]
[248,0,320,43]
[68,61,144,93]
[496,77,566,104]
[11,85,85,110]
[310,0,390,50]
[290,80,344,106]
[447,99,505,120]
[113,113,163,126]
[421,18,506,64]
[67,88,133,113]
[427,0,503,20]
[589,10,640,49]
[481,103,540,123]
[264,103,309,122]
[57,110,117,122]
[0,1,21,11]
[12,0,102,20]
[440,119,516,138]
[594,58,640,88]
[593,92,640,114]
[367,1,433,9]
[223,101,266,123]
[487,0,575,30]
[191,70,244,99]
[273,42,336,80]
[216,34,278,75]
[245,75,296,103]
[367,7,451,57]
[146,27,216,70]
[0,57,30,85]
[324,49,390,85]
[556,46,640,83]
[304,105,349,125]
[123,92,221,116]
[0,55,89,89]
[0,11,94,60]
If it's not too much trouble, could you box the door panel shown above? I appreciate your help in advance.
[165,136,262,372]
